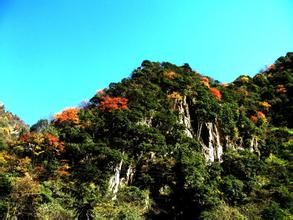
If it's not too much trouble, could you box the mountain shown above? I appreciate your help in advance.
[0,53,292,219]
[0,104,28,149]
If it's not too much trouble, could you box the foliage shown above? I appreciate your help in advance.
[209,87,222,100]
[36,202,76,220]
[0,53,292,218]
[98,96,128,112]
[54,108,80,125]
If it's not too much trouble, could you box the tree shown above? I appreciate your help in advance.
[209,87,222,100]
[98,96,128,112]
[54,108,80,124]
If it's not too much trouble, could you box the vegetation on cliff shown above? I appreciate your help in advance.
[0,53,292,219]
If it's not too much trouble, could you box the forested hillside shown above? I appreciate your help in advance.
[0,104,28,150]
[0,53,292,219]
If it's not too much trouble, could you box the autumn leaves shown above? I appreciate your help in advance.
[98,96,128,112]
[54,70,226,127]
[200,76,222,100]
[54,96,129,125]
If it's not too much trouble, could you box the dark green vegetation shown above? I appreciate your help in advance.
[0,53,292,219]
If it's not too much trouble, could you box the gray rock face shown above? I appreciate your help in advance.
[177,96,193,138]
[176,97,224,162]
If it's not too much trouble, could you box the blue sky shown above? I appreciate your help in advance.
[0,0,292,125]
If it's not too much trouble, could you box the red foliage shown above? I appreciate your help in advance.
[257,111,265,119]
[45,134,64,154]
[55,108,79,124]
[209,87,222,100]
[20,133,30,142]
[98,96,128,112]
[46,134,59,146]
[250,111,267,124]
[19,132,65,156]
[250,115,258,124]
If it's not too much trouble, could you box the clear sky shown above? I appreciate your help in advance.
[0,0,292,125]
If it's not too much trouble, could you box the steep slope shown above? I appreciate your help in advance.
[0,104,28,149]
[0,53,292,219]
[230,52,293,128]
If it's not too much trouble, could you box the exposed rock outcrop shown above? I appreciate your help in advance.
[108,159,136,199]
[199,122,223,162]
[176,98,224,161]
[177,96,193,138]
[108,159,123,199]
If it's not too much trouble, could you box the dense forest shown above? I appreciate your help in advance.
[0,53,292,219]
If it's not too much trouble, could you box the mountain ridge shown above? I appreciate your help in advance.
[0,52,292,219]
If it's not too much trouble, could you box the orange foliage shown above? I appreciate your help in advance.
[19,132,65,156]
[209,87,222,100]
[56,164,70,177]
[257,111,266,118]
[250,115,258,124]
[250,111,267,124]
[55,108,79,124]
[98,96,128,112]
[201,77,209,83]
[163,71,177,80]
[259,101,271,109]
[200,77,210,88]
[20,133,44,145]
[46,134,65,155]
[46,134,59,146]
[258,111,267,123]
[276,84,287,94]
[167,91,183,101]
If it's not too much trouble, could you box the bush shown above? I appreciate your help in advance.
[221,175,247,205]
[200,203,246,220]
[261,202,291,220]
[36,202,76,220]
